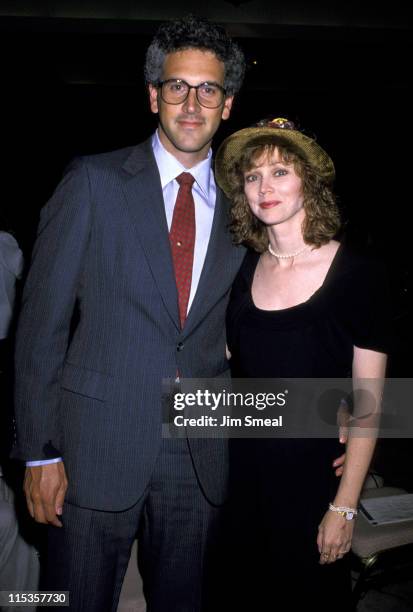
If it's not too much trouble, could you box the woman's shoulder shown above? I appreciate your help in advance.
[329,241,386,284]
[323,241,390,319]
[336,243,392,352]
[313,241,388,317]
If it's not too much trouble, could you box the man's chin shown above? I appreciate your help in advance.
[158,125,213,158]
[175,143,211,154]
[172,134,214,154]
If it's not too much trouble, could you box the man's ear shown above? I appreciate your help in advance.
[221,96,234,121]
[149,84,159,114]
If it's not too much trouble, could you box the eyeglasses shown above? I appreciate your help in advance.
[157,79,227,109]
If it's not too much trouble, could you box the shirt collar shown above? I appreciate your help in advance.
[152,130,212,198]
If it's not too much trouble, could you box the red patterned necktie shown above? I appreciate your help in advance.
[169,172,196,328]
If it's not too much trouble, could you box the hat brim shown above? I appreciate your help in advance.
[215,127,335,198]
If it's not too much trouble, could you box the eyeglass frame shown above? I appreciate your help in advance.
[156,79,227,109]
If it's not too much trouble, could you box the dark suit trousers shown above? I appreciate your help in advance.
[41,440,224,612]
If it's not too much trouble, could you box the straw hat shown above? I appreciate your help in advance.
[215,118,335,197]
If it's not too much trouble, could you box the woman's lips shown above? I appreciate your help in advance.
[259,201,280,209]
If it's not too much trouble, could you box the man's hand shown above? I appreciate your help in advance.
[333,451,346,477]
[334,398,349,477]
[24,462,68,527]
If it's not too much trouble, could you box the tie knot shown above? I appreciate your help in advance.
[176,172,195,190]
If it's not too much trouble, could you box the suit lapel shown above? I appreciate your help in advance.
[121,140,180,331]
[184,188,241,334]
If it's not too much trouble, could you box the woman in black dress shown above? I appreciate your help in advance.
[215,119,389,610]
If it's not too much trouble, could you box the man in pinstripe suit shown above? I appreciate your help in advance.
[13,16,246,612]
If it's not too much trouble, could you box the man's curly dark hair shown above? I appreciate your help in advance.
[145,15,245,95]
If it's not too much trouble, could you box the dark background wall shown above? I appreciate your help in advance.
[1,1,412,485]
[1,3,412,256]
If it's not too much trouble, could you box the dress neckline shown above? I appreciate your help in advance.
[249,242,344,315]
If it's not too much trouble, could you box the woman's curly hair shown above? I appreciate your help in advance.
[226,135,341,252]
[144,15,245,95]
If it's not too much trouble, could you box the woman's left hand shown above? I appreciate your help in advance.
[317,510,355,564]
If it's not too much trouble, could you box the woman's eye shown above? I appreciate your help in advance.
[274,169,288,177]
[244,174,257,183]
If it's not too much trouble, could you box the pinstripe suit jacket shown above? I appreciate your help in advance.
[13,139,245,510]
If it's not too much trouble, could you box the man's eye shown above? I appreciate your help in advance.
[200,85,217,96]
[170,83,184,92]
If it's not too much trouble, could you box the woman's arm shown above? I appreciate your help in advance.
[317,347,387,564]
[333,347,387,508]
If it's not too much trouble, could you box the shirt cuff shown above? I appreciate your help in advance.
[26,458,63,466]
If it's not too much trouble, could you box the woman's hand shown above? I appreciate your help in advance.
[317,510,354,564]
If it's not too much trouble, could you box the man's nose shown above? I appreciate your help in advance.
[182,87,201,113]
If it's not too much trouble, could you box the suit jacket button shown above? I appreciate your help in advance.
[177,342,184,351]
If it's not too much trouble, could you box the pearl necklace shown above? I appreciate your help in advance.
[268,243,309,259]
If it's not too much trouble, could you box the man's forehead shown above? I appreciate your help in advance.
[162,48,225,78]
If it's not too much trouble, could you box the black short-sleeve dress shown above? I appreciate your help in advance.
[225,243,390,610]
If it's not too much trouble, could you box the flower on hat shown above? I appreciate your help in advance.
[256,117,296,130]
